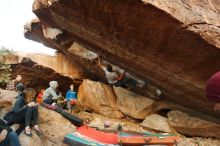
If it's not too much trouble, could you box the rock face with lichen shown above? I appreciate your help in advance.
[24,0,220,119]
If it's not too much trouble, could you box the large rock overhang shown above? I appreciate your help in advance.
[26,0,220,118]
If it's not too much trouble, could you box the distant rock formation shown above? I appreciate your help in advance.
[17,51,84,79]
[10,58,75,94]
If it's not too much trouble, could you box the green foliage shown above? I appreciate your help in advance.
[0,46,13,55]
[0,47,12,86]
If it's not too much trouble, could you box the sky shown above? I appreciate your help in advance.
[0,0,55,55]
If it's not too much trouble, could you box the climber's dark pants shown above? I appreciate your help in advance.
[114,77,137,88]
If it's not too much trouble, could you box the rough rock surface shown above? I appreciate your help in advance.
[142,0,220,48]
[168,110,220,138]
[17,51,83,79]
[25,0,220,119]
[0,89,17,117]
[10,59,75,94]
[141,114,172,133]
[114,87,155,119]
[76,111,146,133]
[0,52,19,64]
[24,19,107,83]
[77,79,123,119]
[178,137,220,146]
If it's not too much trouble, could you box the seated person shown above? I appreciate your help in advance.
[65,84,77,114]
[4,86,40,137]
[0,119,21,146]
[6,75,22,91]
[206,71,220,111]
[43,81,61,105]
[97,57,139,89]
[36,89,45,104]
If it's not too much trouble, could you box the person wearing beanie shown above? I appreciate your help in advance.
[43,81,60,105]
[16,83,25,92]
[15,83,26,99]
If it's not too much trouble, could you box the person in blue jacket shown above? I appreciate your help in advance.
[65,84,77,114]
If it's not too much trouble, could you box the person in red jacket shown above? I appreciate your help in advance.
[206,71,220,111]
[36,89,45,104]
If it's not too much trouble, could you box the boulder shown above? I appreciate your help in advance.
[141,114,172,133]
[20,107,75,146]
[168,111,220,138]
[114,87,155,119]
[0,89,17,117]
[76,111,146,133]
[77,79,123,119]
[19,133,44,146]
[26,0,220,119]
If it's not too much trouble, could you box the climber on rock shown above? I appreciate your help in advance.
[6,75,22,91]
[43,81,61,105]
[206,71,220,111]
[97,56,144,89]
